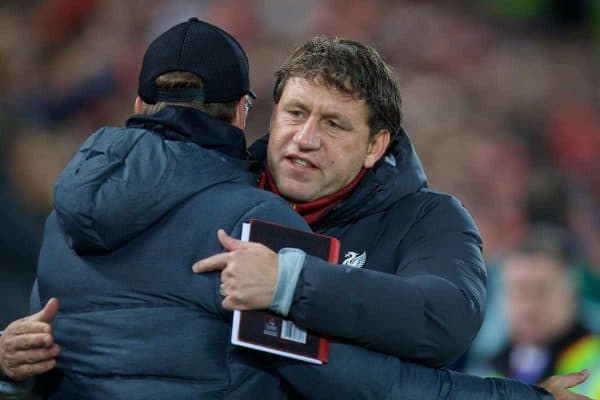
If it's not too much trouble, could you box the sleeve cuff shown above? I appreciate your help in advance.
[0,378,32,398]
[269,248,306,317]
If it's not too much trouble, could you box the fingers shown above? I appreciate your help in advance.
[217,229,250,251]
[563,392,594,400]
[4,333,53,352]
[557,369,590,389]
[5,358,57,381]
[0,306,60,381]
[25,298,59,323]
[192,253,230,273]
[222,297,235,311]
[221,296,249,312]
[539,370,594,400]
[571,369,590,388]
[6,344,60,368]
[193,229,257,273]
[570,394,594,400]
[1,333,59,382]
[7,320,51,336]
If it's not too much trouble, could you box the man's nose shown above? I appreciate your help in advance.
[293,117,321,150]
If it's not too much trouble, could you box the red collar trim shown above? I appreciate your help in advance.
[260,167,366,224]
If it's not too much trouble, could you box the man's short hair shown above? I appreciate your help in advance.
[273,36,402,138]
[139,71,238,123]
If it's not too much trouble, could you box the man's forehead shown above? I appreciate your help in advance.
[284,76,356,97]
[281,77,367,115]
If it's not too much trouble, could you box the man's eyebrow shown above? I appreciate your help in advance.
[322,111,353,127]
[284,99,308,110]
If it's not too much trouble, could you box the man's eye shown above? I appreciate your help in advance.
[327,120,341,129]
[288,110,303,118]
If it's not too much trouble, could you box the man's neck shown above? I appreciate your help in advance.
[260,167,366,224]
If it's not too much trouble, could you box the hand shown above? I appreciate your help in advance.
[192,229,279,311]
[0,298,60,381]
[539,370,595,400]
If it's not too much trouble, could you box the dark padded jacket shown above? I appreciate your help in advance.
[251,130,486,367]
[33,107,310,399]
[250,132,553,399]
[27,109,553,400]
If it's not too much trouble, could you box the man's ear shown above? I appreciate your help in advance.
[363,129,391,169]
[231,96,247,130]
[134,96,143,114]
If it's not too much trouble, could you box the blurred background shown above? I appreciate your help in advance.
[0,0,599,394]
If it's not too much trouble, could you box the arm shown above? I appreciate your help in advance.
[272,340,557,400]
[193,195,484,365]
[194,241,575,400]
[287,195,486,366]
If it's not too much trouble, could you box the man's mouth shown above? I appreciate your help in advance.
[288,156,315,169]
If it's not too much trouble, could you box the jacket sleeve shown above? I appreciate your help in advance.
[288,195,486,367]
[273,341,553,400]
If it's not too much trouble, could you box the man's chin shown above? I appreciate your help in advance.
[278,185,317,203]
[282,192,314,203]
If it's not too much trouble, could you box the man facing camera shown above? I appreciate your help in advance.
[1,21,591,400]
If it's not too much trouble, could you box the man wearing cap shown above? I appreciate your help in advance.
[0,20,589,400]
[1,18,312,399]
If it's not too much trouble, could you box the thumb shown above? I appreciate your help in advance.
[217,229,250,251]
[28,298,59,323]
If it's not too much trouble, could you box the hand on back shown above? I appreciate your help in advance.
[193,229,279,311]
[539,370,596,400]
[0,298,60,381]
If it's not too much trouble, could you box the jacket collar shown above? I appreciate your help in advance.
[249,127,428,227]
[126,105,249,160]
[315,129,428,228]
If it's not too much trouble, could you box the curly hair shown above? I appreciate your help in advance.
[273,36,402,137]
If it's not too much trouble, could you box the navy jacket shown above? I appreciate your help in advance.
[250,133,553,399]
[27,108,552,399]
[34,107,310,399]
[251,131,486,367]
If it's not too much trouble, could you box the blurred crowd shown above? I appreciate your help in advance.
[1,0,599,395]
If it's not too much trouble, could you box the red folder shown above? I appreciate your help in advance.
[231,219,340,364]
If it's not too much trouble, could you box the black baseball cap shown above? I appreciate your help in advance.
[138,18,256,104]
